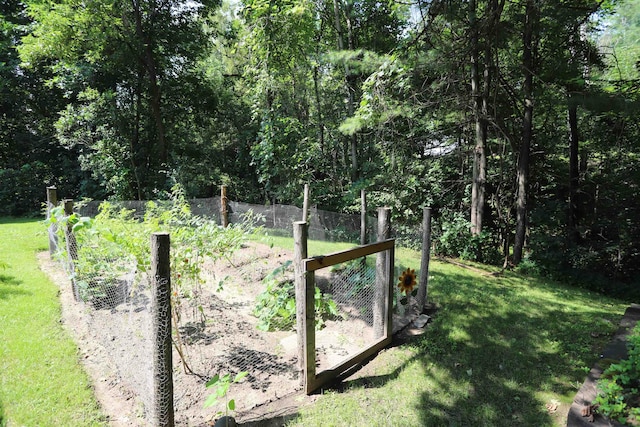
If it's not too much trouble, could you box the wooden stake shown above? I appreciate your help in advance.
[360,189,367,245]
[374,207,391,338]
[416,207,432,310]
[220,185,228,227]
[302,184,310,222]
[151,233,174,427]
[46,186,58,256]
[293,221,308,385]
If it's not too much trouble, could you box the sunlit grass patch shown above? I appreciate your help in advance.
[0,219,106,426]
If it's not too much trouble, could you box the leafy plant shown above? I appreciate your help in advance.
[595,323,640,425]
[204,371,248,419]
[44,185,258,371]
[434,210,501,265]
[253,261,339,331]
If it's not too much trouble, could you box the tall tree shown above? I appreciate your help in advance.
[513,0,537,264]
[19,0,220,198]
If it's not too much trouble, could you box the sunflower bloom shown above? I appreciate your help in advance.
[398,268,417,294]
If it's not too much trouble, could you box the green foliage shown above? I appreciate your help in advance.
[204,371,248,418]
[48,184,255,306]
[253,261,338,331]
[434,211,502,265]
[595,323,640,425]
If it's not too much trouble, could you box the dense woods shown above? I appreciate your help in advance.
[1,0,639,295]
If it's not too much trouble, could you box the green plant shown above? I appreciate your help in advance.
[204,371,248,419]
[434,210,501,265]
[594,323,640,425]
[253,261,339,331]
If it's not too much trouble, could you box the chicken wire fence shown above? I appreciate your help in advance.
[313,256,381,371]
[77,196,378,243]
[49,216,162,424]
[45,194,402,425]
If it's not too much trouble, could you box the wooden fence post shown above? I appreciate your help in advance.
[63,199,77,260]
[360,189,367,245]
[151,232,174,427]
[374,207,391,338]
[302,184,310,223]
[220,185,228,227]
[63,199,80,301]
[416,207,432,311]
[46,186,58,256]
[294,221,308,385]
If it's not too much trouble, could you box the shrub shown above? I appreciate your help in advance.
[434,211,502,265]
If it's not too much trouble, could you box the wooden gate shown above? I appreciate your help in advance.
[295,236,395,394]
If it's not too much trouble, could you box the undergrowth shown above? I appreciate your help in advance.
[595,323,640,424]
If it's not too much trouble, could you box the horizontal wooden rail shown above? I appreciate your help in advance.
[304,239,395,272]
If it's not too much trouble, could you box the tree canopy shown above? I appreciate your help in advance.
[1,0,639,296]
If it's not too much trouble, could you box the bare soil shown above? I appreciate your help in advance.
[40,243,313,426]
[39,241,412,426]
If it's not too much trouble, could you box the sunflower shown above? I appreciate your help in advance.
[398,268,417,294]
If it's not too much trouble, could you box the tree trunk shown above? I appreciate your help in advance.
[132,0,168,171]
[513,0,536,265]
[568,96,580,244]
[469,0,486,235]
[313,65,324,153]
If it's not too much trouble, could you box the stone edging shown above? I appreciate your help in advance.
[567,303,640,427]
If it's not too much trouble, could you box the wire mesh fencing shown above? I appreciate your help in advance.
[77,196,378,243]
[49,211,157,424]
[46,196,307,425]
[313,256,379,371]
[44,189,426,425]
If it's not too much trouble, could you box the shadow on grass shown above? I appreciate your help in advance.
[0,397,5,427]
[0,273,29,300]
[412,269,620,426]
[317,265,622,426]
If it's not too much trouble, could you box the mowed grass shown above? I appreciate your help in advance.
[259,233,628,427]
[0,218,105,426]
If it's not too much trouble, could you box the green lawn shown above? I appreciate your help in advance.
[259,234,628,427]
[0,218,106,426]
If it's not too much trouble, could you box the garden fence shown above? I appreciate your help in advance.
[45,188,431,425]
[76,195,378,243]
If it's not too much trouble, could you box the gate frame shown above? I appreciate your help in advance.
[299,239,395,394]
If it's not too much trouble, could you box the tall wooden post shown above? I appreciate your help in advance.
[416,207,432,311]
[220,185,228,227]
[374,207,391,338]
[360,189,367,245]
[302,184,310,223]
[293,221,308,385]
[63,199,80,301]
[46,186,58,256]
[151,233,174,427]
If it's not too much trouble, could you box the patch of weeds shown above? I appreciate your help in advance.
[595,323,640,425]
[253,261,339,331]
